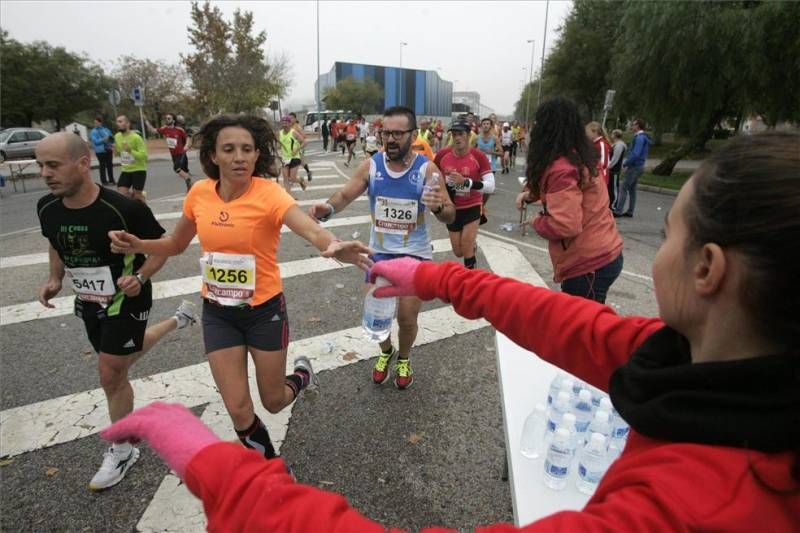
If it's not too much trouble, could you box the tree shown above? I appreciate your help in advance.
[322,78,383,116]
[1,30,109,128]
[541,0,623,120]
[614,2,764,175]
[113,56,191,126]
[183,1,291,115]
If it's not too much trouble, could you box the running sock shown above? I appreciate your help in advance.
[303,164,312,180]
[184,178,192,191]
[464,256,477,269]
[236,415,277,458]
[381,345,394,356]
[112,441,133,455]
[285,368,310,399]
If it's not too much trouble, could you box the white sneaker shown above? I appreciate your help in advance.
[174,299,197,329]
[293,356,320,396]
[88,446,140,491]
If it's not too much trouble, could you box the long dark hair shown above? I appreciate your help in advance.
[525,97,597,196]
[688,131,800,489]
[196,114,279,179]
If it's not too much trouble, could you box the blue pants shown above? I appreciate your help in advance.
[561,253,623,304]
[615,165,644,215]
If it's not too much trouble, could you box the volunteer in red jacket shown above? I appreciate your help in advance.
[103,131,799,531]
[585,121,611,186]
[145,113,193,192]
[517,98,623,303]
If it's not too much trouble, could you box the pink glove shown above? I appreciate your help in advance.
[368,257,421,298]
[101,401,221,479]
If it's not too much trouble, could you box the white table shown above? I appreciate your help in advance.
[495,332,592,526]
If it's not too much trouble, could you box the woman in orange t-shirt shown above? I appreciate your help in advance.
[108,114,372,459]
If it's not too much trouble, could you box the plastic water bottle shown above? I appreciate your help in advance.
[559,378,576,403]
[362,277,397,342]
[560,412,579,455]
[547,391,571,434]
[543,428,572,491]
[584,410,612,445]
[611,412,630,441]
[422,172,439,207]
[599,396,613,415]
[520,403,547,459]
[572,389,594,434]
[546,373,566,405]
[576,433,609,495]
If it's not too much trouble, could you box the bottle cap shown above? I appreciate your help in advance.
[562,413,576,428]
[599,397,613,411]
[534,403,546,414]
[595,410,610,422]
[578,389,591,401]
[590,432,606,447]
[556,391,570,405]
[554,427,570,442]
[561,378,575,392]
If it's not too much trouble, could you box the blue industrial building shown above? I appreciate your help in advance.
[316,62,452,117]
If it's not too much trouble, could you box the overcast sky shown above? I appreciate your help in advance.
[1,0,572,115]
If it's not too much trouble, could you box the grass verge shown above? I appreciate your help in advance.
[639,172,691,191]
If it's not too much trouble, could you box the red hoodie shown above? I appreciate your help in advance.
[185,263,799,532]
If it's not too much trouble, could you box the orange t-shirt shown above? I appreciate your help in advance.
[411,137,434,160]
[183,177,296,306]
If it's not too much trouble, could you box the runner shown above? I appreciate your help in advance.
[411,133,435,161]
[358,116,369,157]
[35,132,196,491]
[417,118,433,146]
[278,115,307,195]
[113,115,147,202]
[145,113,193,192]
[289,112,313,182]
[364,128,380,158]
[107,114,372,460]
[343,119,358,167]
[309,106,455,389]
[500,122,514,174]
[510,120,521,168]
[330,118,340,153]
[434,118,495,269]
[476,118,501,172]
[433,119,444,152]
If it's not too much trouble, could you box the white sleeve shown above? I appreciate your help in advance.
[480,172,495,194]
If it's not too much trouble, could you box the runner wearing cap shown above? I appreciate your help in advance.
[434,118,495,269]
[500,122,514,174]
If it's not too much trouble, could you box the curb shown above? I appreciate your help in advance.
[638,184,679,197]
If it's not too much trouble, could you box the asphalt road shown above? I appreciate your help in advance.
[0,141,673,531]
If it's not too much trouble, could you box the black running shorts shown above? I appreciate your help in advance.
[201,292,289,354]
[74,286,152,356]
[284,159,302,169]
[446,205,482,232]
[117,171,147,191]
[171,153,189,173]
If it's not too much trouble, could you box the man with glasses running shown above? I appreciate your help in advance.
[309,107,455,389]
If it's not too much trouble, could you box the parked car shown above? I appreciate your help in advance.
[0,128,50,162]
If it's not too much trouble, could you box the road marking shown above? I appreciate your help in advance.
[479,228,653,284]
[0,226,40,238]
[0,208,369,270]
[1,232,447,326]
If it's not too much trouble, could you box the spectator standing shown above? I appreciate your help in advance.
[90,117,115,186]
[607,129,627,209]
[614,118,651,218]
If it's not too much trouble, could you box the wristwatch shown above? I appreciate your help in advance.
[134,272,147,286]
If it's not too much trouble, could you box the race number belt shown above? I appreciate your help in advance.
[200,252,256,307]
[166,137,178,149]
[65,266,116,304]
[120,151,134,165]
[374,196,418,235]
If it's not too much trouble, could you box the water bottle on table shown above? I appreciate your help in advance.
[572,389,594,433]
[362,277,397,342]
[543,427,573,491]
[576,432,609,495]
[520,403,547,459]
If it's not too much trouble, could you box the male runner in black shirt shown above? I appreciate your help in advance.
[35,132,197,491]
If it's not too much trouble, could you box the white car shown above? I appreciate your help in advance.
[0,128,49,162]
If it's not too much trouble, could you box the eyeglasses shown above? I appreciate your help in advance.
[381,129,413,139]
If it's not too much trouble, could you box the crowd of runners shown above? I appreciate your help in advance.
[32,98,798,531]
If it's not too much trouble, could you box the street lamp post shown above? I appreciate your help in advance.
[316,0,321,114]
[399,41,408,68]
[525,39,535,126]
[537,0,550,108]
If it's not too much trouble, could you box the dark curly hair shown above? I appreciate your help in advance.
[525,97,597,196]
[196,114,279,179]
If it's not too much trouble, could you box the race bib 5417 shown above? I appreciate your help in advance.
[65,266,115,304]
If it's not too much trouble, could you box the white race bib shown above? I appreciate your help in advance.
[374,196,418,235]
[120,151,134,165]
[65,266,116,304]
[200,252,256,306]
[166,137,178,149]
